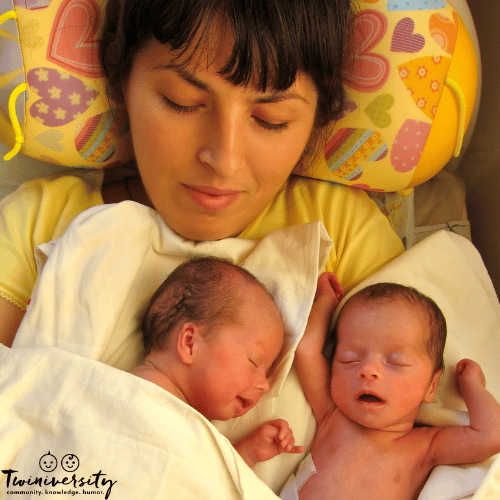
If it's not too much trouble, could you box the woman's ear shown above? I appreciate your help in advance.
[424,368,444,404]
[176,322,202,365]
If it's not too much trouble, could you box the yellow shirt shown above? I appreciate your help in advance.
[0,170,104,310]
[0,173,403,310]
[241,175,404,292]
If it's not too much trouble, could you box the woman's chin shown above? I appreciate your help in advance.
[162,214,243,242]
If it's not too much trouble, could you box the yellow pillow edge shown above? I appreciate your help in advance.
[408,12,478,187]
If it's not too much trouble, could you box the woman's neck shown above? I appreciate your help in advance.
[102,166,154,208]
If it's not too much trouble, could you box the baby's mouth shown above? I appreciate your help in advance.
[358,393,383,403]
[236,396,254,412]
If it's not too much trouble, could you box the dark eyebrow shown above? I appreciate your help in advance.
[154,64,211,93]
[153,63,309,104]
[254,90,308,105]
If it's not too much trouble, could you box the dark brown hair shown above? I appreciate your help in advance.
[99,0,353,129]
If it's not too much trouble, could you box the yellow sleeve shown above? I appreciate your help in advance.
[240,176,404,293]
[0,171,104,310]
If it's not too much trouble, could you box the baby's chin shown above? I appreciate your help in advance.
[207,400,257,422]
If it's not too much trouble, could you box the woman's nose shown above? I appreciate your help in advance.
[198,108,244,177]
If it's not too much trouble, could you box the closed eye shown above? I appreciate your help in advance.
[387,359,411,367]
[253,116,289,132]
[161,95,201,114]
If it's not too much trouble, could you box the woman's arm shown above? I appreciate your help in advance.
[0,297,24,347]
[0,173,104,347]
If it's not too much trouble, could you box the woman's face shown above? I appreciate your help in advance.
[123,38,318,241]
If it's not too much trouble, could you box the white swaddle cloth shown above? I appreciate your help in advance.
[4,202,500,499]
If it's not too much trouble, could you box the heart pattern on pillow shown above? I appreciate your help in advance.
[47,0,102,78]
[0,0,476,192]
[343,9,390,93]
[27,67,99,127]
[391,18,425,52]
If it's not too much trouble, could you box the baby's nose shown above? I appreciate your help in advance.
[255,373,270,393]
[241,373,270,412]
[358,359,381,380]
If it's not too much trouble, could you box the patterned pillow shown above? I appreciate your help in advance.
[294,0,479,192]
[0,0,478,192]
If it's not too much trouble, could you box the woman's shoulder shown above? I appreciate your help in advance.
[1,168,103,206]
[284,175,373,207]
[248,175,382,234]
[0,169,104,237]
[0,169,105,310]
[242,176,380,239]
[242,175,404,288]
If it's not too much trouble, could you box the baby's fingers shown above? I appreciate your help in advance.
[281,436,305,454]
[316,273,343,300]
[274,419,290,439]
[279,437,302,454]
[287,445,305,454]
[456,358,486,387]
[328,273,344,300]
[273,421,304,454]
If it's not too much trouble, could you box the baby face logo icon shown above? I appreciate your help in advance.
[61,454,80,472]
[39,451,57,472]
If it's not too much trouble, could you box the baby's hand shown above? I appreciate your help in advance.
[315,272,344,306]
[457,358,486,391]
[247,419,304,464]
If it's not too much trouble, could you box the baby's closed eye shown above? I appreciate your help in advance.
[386,354,412,366]
[336,351,361,364]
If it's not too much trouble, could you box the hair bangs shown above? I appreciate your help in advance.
[102,0,353,124]
[151,0,304,92]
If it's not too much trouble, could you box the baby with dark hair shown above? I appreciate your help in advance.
[287,273,500,500]
[332,282,447,372]
[131,256,304,468]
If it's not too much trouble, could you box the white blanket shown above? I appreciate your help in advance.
[0,344,281,499]
[3,202,500,499]
[6,201,332,496]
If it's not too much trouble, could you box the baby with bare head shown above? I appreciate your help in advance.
[131,256,303,468]
[290,273,500,500]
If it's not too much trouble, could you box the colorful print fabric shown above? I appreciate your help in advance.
[0,0,474,191]
[0,0,131,167]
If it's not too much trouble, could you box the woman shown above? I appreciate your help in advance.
[0,0,403,346]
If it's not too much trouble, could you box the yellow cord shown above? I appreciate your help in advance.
[3,83,27,161]
[1,10,26,162]
[445,78,466,158]
[0,10,17,26]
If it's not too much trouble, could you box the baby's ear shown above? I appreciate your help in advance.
[176,323,202,365]
[424,368,444,404]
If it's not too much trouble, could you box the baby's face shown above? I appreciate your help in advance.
[187,283,284,421]
[330,296,439,432]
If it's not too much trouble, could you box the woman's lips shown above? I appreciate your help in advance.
[183,185,242,211]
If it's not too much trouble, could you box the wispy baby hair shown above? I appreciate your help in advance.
[351,283,447,372]
[142,256,271,354]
